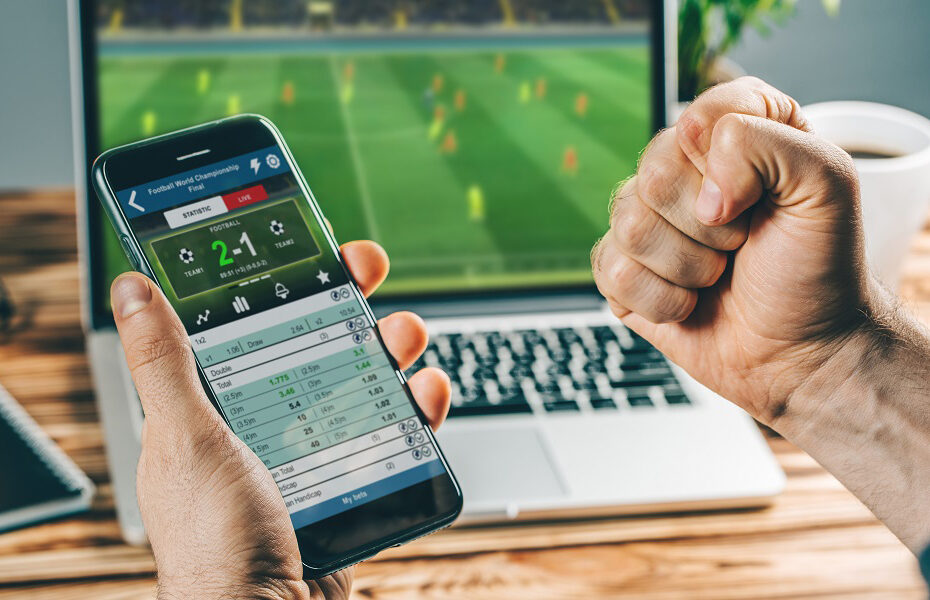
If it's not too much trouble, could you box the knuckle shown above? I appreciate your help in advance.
[652,288,695,324]
[712,112,750,152]
[665,245,715,288]
[676,113,706,155]
[665,251,691,285]
[612,200,656,257]
[694,251,727,287]
[781,95,809,131]
[636,157,674,208]
[753,85,809,131]
[607,256,642,296]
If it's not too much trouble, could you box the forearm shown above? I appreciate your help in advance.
[776,291,930,553]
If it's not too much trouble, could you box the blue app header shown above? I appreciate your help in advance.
[115,146,288,218]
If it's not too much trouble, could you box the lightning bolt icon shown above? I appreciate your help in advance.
[250,158,260,174]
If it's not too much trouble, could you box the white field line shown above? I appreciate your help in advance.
[327,54,381,242]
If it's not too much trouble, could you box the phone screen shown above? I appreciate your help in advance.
[109,137,454,534]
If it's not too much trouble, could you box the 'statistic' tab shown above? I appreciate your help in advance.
[163,196,227,229]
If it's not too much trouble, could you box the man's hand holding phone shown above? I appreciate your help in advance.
[111,240,450,600]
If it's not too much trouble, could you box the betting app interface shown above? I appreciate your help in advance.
[114,146,446,529]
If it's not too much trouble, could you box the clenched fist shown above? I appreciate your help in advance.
[592,77,869,425]
[593,77,930,553]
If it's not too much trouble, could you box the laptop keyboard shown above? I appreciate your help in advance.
[407,324,692,418]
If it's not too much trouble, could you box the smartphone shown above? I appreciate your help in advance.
[92,115,462,576]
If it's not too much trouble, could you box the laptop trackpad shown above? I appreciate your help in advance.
[439,427,566,510]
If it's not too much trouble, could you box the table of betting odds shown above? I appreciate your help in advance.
[189,284,441,525]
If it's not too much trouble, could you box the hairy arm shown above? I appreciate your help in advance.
[778,287,930,553]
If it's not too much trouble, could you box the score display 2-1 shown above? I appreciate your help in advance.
[150,198,321,299]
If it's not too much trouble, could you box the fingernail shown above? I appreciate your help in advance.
[695,177,723,223]
[112,274,152,318]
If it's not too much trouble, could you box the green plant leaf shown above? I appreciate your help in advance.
[678,0,812,101]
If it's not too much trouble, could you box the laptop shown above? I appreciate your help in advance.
[68,0,783,543]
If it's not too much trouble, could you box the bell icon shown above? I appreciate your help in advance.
[274,282,290,300]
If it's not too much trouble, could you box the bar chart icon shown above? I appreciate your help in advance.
[232,295,250,314]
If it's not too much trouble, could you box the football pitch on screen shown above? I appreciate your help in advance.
[99,45,650,294]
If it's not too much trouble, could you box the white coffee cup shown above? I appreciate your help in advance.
[802,101,930,289]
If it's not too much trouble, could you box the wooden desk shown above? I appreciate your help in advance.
[0,189,926,599]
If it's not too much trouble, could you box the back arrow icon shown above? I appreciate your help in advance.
[128,190,145,212]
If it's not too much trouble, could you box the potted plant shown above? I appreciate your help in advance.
[678,0,841,102]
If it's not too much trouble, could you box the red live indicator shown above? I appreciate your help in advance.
[222,184,267,210]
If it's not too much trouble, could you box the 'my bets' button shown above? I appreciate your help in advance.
[223,184,267,210]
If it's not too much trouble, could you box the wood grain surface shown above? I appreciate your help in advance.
[0,189,927,599]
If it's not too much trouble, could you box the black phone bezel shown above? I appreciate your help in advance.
[94,115,463,576]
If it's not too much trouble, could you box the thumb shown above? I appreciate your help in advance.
[694,113,858,226]
[110,272,217,430]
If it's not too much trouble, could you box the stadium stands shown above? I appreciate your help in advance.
[97,0,648,31]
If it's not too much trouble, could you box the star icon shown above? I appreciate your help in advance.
[316,270,330,285]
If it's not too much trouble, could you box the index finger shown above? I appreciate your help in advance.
[677,76,811,174]
[341,240,389,297]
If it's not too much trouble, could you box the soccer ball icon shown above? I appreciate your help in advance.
[270,220,285,235]
[178,248,195,264]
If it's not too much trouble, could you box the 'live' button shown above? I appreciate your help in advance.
[222,184,268,210]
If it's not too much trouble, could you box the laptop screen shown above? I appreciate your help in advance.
[87,0,661,318]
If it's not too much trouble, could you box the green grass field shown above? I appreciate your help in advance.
[99,43,650,295]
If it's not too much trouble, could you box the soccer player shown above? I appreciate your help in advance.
[432,73,444,93]
[575,92,589,117]
[281,81,295,106]
[454,89,467,112]
[494,53,506,74]
[535,77,547,100]
[341,61,356,105]
[519,81,532,104]
[422,87,436,110]
[196,68,210,95]
[340,82,354,105]
[227,94,241,116]
[467,184,485,222]
[562,145,578,175]
[440,130,458,154]
[141,111,157,137]
[428,105,446,141]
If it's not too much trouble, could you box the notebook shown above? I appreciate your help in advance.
[0,382,95,532]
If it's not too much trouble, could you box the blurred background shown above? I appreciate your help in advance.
[1,0,929,190]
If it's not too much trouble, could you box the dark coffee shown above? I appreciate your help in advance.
[845,147,903,159]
